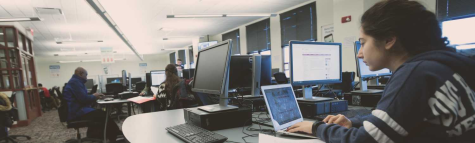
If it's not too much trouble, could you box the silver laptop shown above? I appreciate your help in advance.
[261,84,318,139]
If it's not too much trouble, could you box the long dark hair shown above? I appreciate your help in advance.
[164,64,180,95]
[361,0,454,56]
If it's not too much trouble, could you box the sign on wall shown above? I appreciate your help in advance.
[49,65,60,78]
[139,63,147,74]
[321,24,334,42]
[101,47,115,64]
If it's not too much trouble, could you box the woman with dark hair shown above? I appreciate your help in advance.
[287,0,475,142]
[154,64,194,110]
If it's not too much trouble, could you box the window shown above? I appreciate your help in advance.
[246,19,271,54]
[280,2,317,45]
[188,46,194,65]
[169,52,176,64]
[178,50,186,64]
[437,0,475,21]
[222,29,240,55]
[282,46,290,77]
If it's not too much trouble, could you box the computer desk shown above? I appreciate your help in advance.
[122,109,325,143]
[97,98,133,143]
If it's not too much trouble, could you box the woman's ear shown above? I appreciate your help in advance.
[385,36,397,50]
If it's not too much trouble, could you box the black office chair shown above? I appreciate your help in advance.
[1,92,32,143]
[135,81,146,92]
[168,81,197,110]
[106,83,124,96]
[274,72,289,84]
[89,84,98,94]
[56,89,102,143]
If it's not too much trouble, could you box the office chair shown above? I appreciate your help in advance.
[105,83,124,96]
[135,81,146,92]
[168,81,198,110]
[56,93,102,143]
[273,72,289,84]
[89,84,98,94]
[1,92,32,143]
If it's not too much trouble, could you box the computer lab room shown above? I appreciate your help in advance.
[0,0,474,143]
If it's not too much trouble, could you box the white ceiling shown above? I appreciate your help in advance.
[0,0,309,60]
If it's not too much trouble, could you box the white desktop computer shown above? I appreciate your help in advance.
[289,41,342,102]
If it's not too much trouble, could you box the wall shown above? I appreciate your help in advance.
[35,54,169,90]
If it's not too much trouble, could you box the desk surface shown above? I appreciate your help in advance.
[123,109,321,143]
[97,98,131,104]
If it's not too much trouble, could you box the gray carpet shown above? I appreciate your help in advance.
[6,106,137,143]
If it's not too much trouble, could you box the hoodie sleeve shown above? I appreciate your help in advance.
[313,63,438,143]
[70,80,96,104]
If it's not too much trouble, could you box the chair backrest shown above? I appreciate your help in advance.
[106,83,124,95]
[273,72,289,84]
[89,84,98,94]
[135,81,146,92]
[168,80,196,110]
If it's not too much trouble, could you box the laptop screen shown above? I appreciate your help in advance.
[263,86,302,126]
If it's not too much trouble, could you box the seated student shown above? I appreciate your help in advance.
[63,67,123,142]
[288,1,475,143]
[153,64,195,110]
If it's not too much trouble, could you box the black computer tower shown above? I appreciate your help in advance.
[184,107,252,131]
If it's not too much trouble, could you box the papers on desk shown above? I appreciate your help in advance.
[127,96,155,104]
[258,133,325,143]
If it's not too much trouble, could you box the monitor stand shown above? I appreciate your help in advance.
[198,79,238,112]
[351,79,383,94]
[296,86,333,102]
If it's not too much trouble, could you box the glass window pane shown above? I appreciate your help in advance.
[0,70,10,89]
[0,27,5,47]
[22,57,28,86]
[0,50,6,69]
[6,28,14,48]
[28,40,33,54]
[18,33,24,50]
[24,38,29,53]
[9,49,18,68]
[12,70,21,89]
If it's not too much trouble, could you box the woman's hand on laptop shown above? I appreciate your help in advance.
[287,121,314,134]
[323,114,352,129]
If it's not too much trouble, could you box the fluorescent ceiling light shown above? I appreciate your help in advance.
[167,14,277,18]
[58,58,126,63]
[56,40,103,44]
[86,0,143,61]
[0,17,42,22]
[161,48,188,51]
[35,7,63,15]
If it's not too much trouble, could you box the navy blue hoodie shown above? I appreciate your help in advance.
[312,51,475,143]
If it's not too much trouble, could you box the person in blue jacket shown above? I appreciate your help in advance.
[288,0,475,143]
[63,67,122,142]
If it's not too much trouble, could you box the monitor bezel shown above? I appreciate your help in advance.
[289,41,342,86]
[192,39,233,95]
[354,41,392,79]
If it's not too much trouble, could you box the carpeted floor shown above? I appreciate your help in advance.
[5,105,136,143]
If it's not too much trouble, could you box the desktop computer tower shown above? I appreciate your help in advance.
[298,100,348,118]
[184,107,252,131]
[344,93,381,107]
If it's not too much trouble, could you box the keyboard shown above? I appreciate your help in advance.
[166,123,228,143]
[315,108,373,121]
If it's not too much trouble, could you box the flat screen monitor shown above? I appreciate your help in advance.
[442,15,475,47]
[228,56,253,90]
[198,41,218,51]
[85,79,94,89]
[150,71,166,86]
[146,73,151,86]
[107,77,122,84]
[354,41,391,79]
[192,40,232,95]
[260,55,272,86]
[290,41,342,86]
[130,77,142,85]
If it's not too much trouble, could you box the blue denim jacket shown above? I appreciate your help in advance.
[63,75,96,121]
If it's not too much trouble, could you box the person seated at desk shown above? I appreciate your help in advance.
[153,64,195,110]
[63,67,123,142]
[288,1,475,143]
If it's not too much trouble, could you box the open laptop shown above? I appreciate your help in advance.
[261,84,318,139]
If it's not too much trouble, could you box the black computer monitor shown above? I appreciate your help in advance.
[150,70,165,86]
[192,39,236,112]
[260,55,272,86]
[228,56,253,90]
[130,77,142,85]
[146,73,151,86]
[107,77,122,84]
[85,79,94,89]
[182,69,195,79]
[289,41,342,101]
